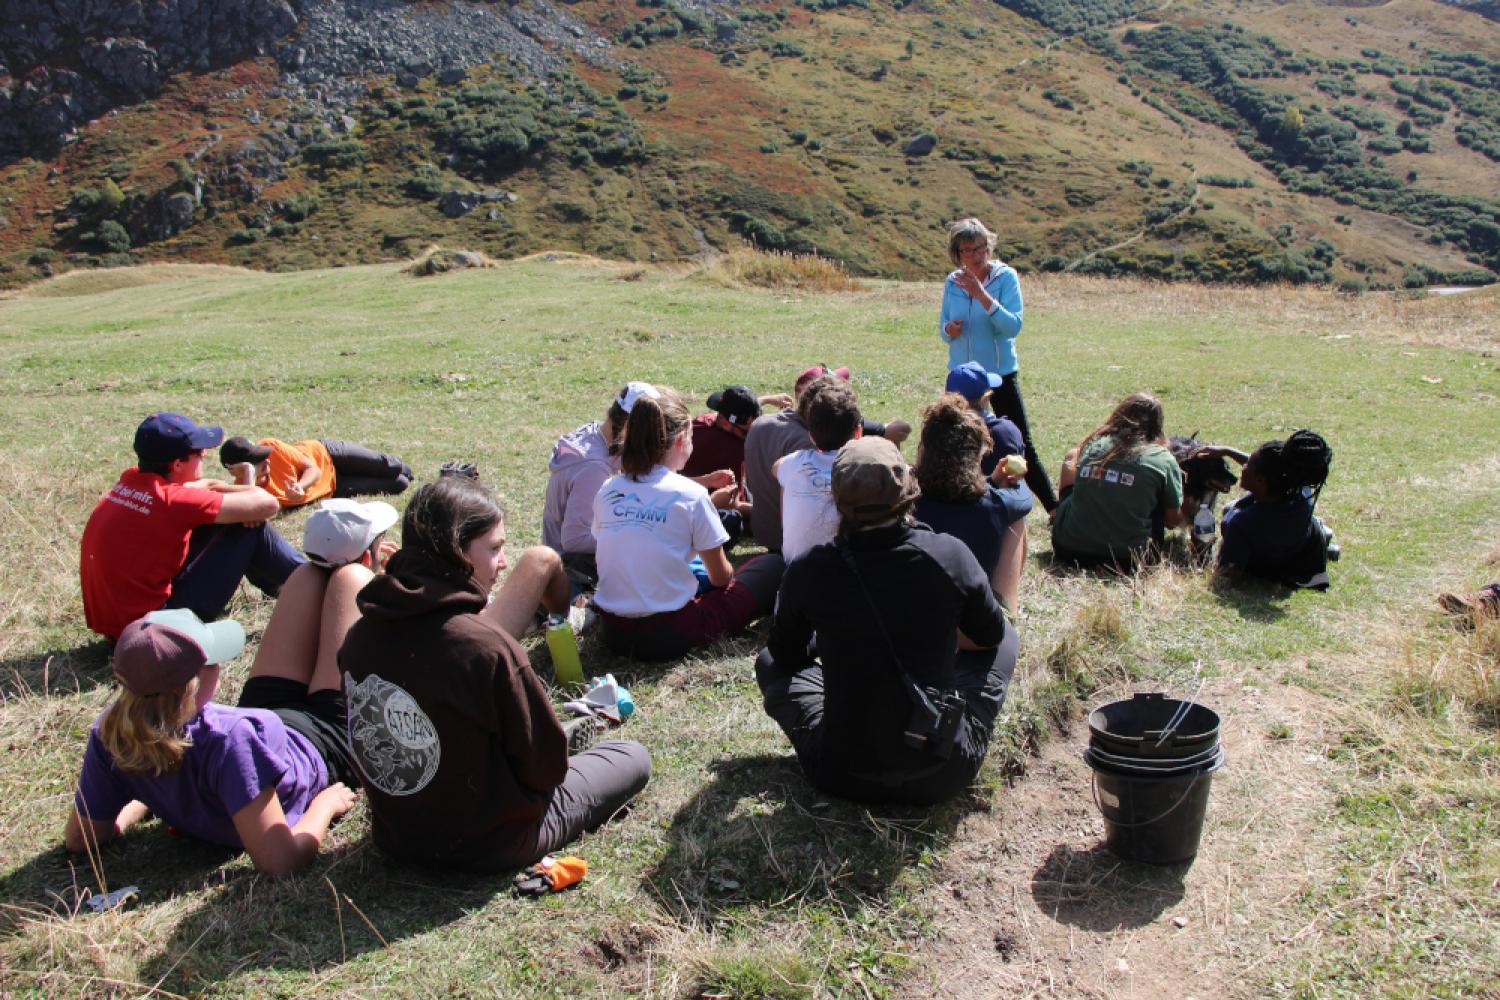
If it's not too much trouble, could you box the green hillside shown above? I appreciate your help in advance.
[1,0,1498,290]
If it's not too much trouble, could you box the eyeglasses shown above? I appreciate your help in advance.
[959,244,988,257]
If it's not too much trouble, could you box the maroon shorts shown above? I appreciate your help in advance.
[598,580,761,662]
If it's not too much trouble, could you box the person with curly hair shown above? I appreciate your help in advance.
[913,394,1033,613]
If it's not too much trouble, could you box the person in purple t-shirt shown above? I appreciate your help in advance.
[65,558,373,876]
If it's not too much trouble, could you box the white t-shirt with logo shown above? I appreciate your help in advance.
[777,448,839,562]
[592,465,730,617]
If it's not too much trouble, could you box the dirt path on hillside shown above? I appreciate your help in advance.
[896,669,1344,998]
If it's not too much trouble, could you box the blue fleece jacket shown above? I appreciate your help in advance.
[939,261,1024,375]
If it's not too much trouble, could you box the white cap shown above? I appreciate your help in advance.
[303,499,399,567]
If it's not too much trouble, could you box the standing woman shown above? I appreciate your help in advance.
[592,387,784,662]
[939,217,1057,513]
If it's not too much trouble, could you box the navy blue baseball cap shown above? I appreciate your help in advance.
[944,362,1002,402]
[133,412,225,464]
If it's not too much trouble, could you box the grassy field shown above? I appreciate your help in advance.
[0,257,1496,998]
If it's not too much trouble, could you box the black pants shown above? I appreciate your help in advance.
[755,624,1019,804]
[991,372,1057,512]
[321,439,413,498]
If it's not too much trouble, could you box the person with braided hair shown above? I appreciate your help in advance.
[1196,430,1336,589]
[1050,392,1184,569]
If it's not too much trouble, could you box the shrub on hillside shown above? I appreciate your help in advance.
[303,140,369,171]
[81,220,131,253]
[227,227,265,246]
[281,193,321,221]
[403,165,448,199]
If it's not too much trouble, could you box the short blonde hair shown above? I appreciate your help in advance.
[947,217,996,266]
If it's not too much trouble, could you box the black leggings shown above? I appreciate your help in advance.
[991,372,1057,512]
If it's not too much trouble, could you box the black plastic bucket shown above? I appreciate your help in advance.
[1087,747,1225,864]
[1083,742,1220,776]
[1089,692,1220,760]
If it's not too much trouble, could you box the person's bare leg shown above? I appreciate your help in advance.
[248,563,329,684]
[309,562,374,694]
[482,546,569,640]
[991,519,1028,615]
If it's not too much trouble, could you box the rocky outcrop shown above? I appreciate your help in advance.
[1,0,621,165]
[1,0,304,160]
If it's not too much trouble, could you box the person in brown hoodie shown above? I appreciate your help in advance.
[339,477,650,871]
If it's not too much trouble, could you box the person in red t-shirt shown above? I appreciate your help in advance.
[680,384,792,543]
[80,412,307,640]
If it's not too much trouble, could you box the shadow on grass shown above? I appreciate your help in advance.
[0,639,114,701]
[0,824,236,934]
[2,822,514,992]
[1028,842,1186,931]
[1033,548,1131,581]
[647,754,987,929]
[1209,574,1292,623]
[135,842,508,992]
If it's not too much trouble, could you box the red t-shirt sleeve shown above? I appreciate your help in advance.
[163,483,224,526]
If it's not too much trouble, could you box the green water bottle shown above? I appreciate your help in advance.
[545,613,585,688]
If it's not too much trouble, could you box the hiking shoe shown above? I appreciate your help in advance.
[438,461,479,480]
[562,716,604,755]
[1437,584,1500,625]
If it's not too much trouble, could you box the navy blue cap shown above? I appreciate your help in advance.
[944,362,1002,402]
[133,412,225,465]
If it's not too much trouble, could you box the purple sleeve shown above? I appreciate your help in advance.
[564,461,610,554]
[208,718,292,817]
[75,727,130,826]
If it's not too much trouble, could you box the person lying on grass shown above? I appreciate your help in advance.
[339,477,651,871]
[65,574,372,875]
[221,434,412,508]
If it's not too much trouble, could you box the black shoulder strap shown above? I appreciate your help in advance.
[833,537,940,717]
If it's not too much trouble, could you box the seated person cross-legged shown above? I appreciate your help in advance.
[755,437,1019,806]
[339,477,651,872]
[1050,392,1184,570]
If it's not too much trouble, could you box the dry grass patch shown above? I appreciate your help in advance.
[699,248,862,294]
[9,264,262,300]
[403,246,499,277]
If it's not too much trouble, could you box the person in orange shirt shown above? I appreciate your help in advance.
[221,436,412,508]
